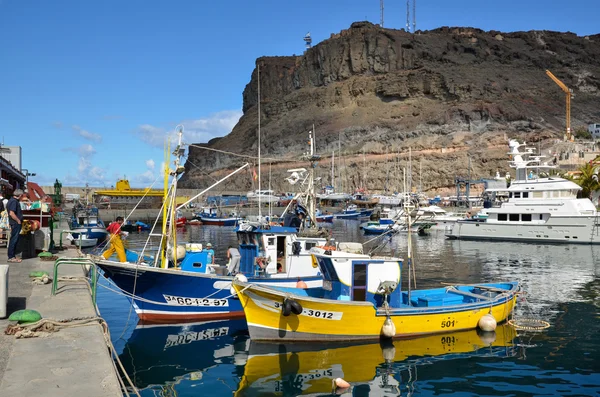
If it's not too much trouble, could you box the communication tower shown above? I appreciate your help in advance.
[406,0,416,33]
[380,0,384,27]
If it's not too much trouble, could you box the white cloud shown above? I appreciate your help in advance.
[145,159,155,170]
[133,110,242,148]
[133,170,157,186]
[52,121,63,129]
[61,144,97,157]
[72,125,102,142]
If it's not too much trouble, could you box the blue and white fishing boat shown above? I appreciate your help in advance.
[334,204,361,219]
[315,208,334,223]
[195,206,242,226]
[93,128,330,323]
[69,206,108,242]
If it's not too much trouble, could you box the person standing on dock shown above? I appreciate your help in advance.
[227,245,241,275]
[102,216,126,262]
[6,189,24,263]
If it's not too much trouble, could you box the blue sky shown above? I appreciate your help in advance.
[1,0,598,187]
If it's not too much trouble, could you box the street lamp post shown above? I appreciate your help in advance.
[21,169,36,188]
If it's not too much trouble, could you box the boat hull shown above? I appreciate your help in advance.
[234,282,519,341]
[199,216,241,226]
[96,260,323,323]
[334,212,360,219]
[70,227,108,241]
[74,238,98,248]
[447,217,600,244]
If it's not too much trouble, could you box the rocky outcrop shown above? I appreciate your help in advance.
[180,22,600,193]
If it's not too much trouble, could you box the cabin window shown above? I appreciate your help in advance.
[508,192,512,198]
[533,191,543,198]
[352,263,367,302]
[267,237,275,246]
[498,214,508,221]
[522,192,529,198]
[522,214,532,222]
[514,192,521,198]
[539,214,544,220]
[509,214,519,222]
[305,242,317,250]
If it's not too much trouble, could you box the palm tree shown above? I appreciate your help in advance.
[573,163,600,199]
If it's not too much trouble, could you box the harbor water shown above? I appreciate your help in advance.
[96,220,600,396]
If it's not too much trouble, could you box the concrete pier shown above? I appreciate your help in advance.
[0,241,122,395]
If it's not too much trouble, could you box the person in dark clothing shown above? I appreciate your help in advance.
[7,189,25,263]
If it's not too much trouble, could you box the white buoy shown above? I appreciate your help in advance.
[477,330,497,345]
[230,274,249,296]
[478,313,497,332]
[380,316,396,338]
[381,345,396,362]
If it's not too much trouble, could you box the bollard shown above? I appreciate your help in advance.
[0,264,8,318]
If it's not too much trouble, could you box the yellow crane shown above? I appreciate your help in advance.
[545,69,574,141]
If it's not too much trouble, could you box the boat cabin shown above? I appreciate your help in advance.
[235,225,326,277]
[310,247,403,307]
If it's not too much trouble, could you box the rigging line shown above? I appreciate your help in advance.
[184,158,220,184]
[186,143,292,163]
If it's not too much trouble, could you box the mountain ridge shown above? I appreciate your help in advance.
[180,22,600,193]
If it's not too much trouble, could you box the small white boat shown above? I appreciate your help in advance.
[67,233,98,248]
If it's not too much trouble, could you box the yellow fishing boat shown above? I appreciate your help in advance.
[233,245,520,341]
[235,324,518,396]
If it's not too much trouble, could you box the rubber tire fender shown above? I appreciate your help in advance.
[290,299,303,315]
[282,299,292,316]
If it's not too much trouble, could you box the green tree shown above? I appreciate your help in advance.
[574,163,600,199]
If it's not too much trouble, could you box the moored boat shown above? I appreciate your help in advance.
[195,206,242,226]
[92,128,329,323]
[233,246,519,341]
[447,139,600,244]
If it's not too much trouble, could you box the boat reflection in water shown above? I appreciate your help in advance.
[118,319,249,390]
[235,324,520,397]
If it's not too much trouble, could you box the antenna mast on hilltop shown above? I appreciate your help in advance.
[380,0,384,27]
[406,0,416,33]
[413,0,416,32]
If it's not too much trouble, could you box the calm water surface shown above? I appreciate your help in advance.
[97,221,600,396]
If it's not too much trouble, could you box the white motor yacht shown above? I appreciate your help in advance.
[416,205,463,230]
[246,189,281,204]
[447,139,600,244]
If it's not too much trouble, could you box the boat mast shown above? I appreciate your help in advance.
[160,138,170,268]
[404,167,413,305]
[331,151,335,190]
[338,131,341,193]
[307,130,319,226]
[257,63,262,218]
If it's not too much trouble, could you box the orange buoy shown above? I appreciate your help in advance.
[296,279,308,289]
[332,378,350,391]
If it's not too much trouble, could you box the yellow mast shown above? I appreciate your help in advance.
[160,138,171,268]
[545,69,574,142]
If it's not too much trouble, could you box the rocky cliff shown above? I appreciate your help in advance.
[180,22,600,194]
